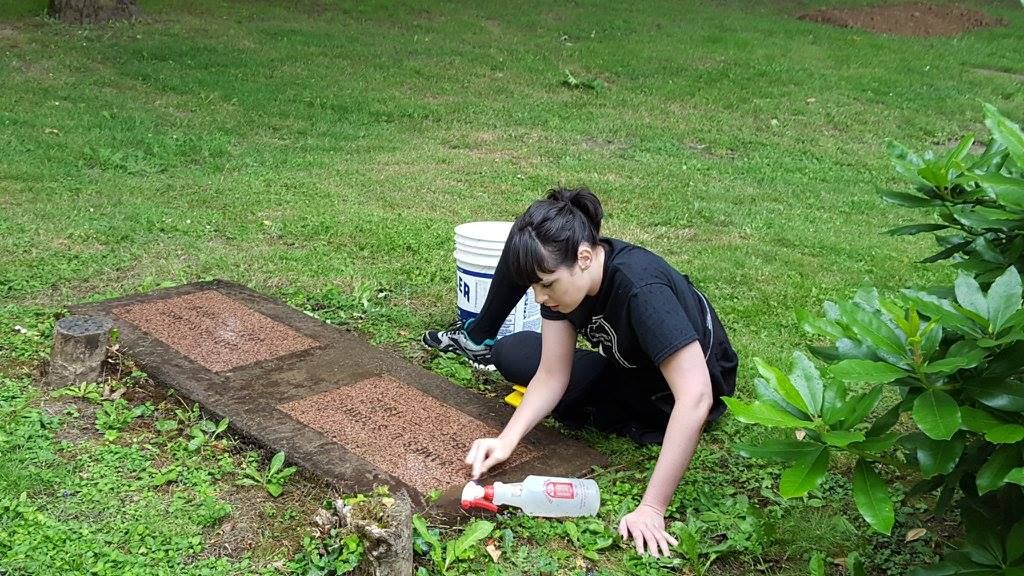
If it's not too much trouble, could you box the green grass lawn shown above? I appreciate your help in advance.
[2,0,1023,574]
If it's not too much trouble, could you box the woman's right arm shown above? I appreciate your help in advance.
[465,318,577,479]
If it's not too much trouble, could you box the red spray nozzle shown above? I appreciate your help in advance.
[460,482,498,512]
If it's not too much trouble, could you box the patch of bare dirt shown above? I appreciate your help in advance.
[581,137,631,153]
[972,68,1024,83]
[798,3,1004,37]
[0,25,21,48]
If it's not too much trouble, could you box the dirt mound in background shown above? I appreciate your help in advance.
[799,4,1004,37]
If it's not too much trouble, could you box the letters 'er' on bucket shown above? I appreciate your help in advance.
[455,221,541,339]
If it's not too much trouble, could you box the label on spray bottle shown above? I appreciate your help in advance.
[545,481,576,500]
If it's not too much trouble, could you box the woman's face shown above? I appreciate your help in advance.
[530,243,600,314]
[532,265,588,313]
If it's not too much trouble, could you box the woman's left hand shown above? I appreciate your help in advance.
[618,504,678,557]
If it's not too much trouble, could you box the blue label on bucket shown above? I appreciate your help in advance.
[456,266,540,339]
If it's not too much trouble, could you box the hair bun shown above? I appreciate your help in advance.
[546,186,603,235]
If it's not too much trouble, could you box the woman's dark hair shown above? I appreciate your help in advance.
[506,186,604,286]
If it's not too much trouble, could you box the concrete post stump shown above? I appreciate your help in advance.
[336,490,414,576]
[48,315,114,386]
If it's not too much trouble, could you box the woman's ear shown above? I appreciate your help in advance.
[577,244,594,272]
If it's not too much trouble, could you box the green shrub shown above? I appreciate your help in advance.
[881,104,1024,284]
[727,104,1024,575]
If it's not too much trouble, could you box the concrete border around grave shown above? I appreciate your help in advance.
[73,280,608,513]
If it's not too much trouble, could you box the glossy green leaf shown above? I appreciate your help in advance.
[788,351,824,418]
[839,302,907,363]
[884,140,927,184]
[841,385,884,429]
[955,272,989,322]
[755,358,810,415]
[809,554,825,576]
[920,321,942,360]
[902,290,983,337]
[820,380,850,426]
[854,284,880,311]
[829,360,908,384]
[852,459,894,535]
[986,424,1024,444]
[796,309,846,339]
[984,103,1024,168]
[879,298,913,335]
[916,435,966,478]
[986,266,1022,333]
[270,451,285,476]
[867,401,905,437]
[822,430,865,447]
[779,445,830,498]
[848,432,900,454]
[754,377,807,419]
[951,206,1024,232]
[735,439,823,462]
[723,397,810,428]
[885,223,951,236]
[968,378,1024,412]
[960,406,1007,433]
[445,520,494,571]
[973,172,1024,210]
[976,445,1022,495]
[921,356,970,374]
[1006,468,1024,488]
[919,240,973,264]
[946,134,975,164]
[964,511,1009,568]
[913,390,961,440]
[1008,520,1024,564]
[846,552,867,576]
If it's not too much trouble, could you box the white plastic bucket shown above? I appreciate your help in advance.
[455,221,541,340]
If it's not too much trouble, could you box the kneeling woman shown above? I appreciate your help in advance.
[423,187,738,557]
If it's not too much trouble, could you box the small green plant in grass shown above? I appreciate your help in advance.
[290,531,364,576]
[413,514,494,575]
[51,381,103,402]
[237,451,297,497]
[155,418,178,433]
[814,551,867,576]
[187,417,230,451]
[429,352,474,386]
[561,69,606,92]
[563,517,615,561]
[95,398,153,440]
[174,404,201,427]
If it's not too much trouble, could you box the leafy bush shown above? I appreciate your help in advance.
[881,104,1024,284]
[726,104,1024,575]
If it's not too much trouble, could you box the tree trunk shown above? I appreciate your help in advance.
[48,0,140,24]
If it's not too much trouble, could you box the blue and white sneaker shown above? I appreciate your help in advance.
[422,319,495,370]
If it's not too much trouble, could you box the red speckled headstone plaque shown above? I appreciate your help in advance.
[280,376,538,493]
[73,280,607,512]
[113,290,319,372]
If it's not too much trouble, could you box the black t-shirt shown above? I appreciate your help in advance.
[541,237,718,373]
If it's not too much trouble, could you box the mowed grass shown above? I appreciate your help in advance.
[1,0,1023,574]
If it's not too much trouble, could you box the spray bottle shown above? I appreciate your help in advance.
[460,475,600,518]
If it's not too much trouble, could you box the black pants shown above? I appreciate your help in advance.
[492,331,677,443]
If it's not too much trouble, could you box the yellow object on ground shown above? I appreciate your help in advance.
[503,385,527,407]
